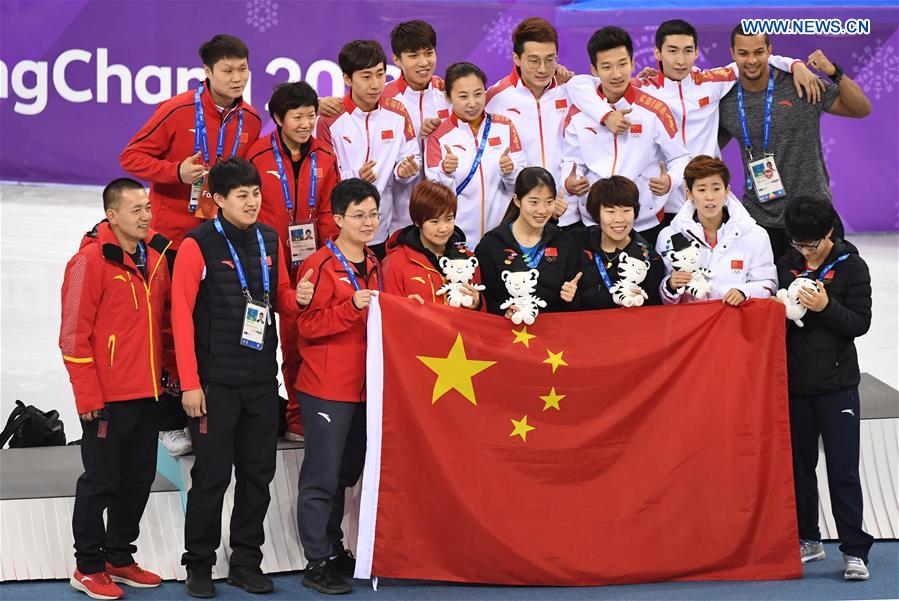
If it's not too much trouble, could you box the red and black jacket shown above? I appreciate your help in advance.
[59,222,174,414]
[248,132,340,276]
[382,225,483,307]
[120,81,262,248]
[294,241,381,403]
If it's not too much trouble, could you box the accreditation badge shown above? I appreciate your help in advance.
[240,300,268,350]
[188,172,205,213]
[288,222,317,267]
[749,154,786,202]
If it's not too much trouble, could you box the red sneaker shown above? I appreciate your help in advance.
[70,570,124,600]
[106,562,162,587]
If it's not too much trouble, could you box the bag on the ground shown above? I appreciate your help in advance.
[0,400,66,448]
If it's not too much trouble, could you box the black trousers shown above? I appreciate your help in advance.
[73,398,158,574]
[182,381,279,569]
[789,387,874,562]
[297,393,366,562]
[158,247,186,432]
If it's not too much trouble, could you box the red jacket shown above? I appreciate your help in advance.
[248,131,339,276]
[295,241,381,403]
[382,225,484,308]
[119,82,262,248]
[59,222,174,414]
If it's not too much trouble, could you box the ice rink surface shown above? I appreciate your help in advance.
[1,182,896,434]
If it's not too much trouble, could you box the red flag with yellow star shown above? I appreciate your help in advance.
[355,294,799,585]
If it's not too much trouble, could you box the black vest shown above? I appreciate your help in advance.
[187,216,281,387]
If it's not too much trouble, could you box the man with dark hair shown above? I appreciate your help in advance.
[248,82,339,440]
[316,40,420,260]
[561,26,690,247]
[61,178,172,600]
[486,17,584,228]
[294,178,382,595]
[719,26,871,259]
[568,20,813,227]
[120,34,263,457]
[171,157,299,597]
[776,196,874,581]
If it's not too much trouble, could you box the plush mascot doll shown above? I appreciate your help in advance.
[499,269,547,325]
[436,256,485,308]
[665,236,714,299]
[777,277,817,327]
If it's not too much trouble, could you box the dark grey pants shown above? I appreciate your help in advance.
[297,393,366,562]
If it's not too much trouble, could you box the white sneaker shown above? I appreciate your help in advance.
[160,428,192,456]
[800,539,825,563]
[843,554,869,581]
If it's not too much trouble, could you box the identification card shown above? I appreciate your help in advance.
[240,299,268,350]
[289,222,317,267]
[749,155,786,202]
[189,172,205,213]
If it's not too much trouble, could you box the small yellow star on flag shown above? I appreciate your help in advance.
[540,387,565,411]
[417,333,496,405]
[509,415,535,442]
[511,325,536,349]
[543,349,568,374]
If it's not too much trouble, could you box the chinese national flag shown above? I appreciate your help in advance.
[356,294,799,585]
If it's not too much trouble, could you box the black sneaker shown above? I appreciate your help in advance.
[302,559,352,595]
[186,565,215,598]
[227,565,274,594]
[328,548,356,576]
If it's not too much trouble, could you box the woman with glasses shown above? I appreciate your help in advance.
[293,178,382,595]
[476,167,584,319]
[382,181,483,308]
[656,155,775,305]
[425,61,527,247]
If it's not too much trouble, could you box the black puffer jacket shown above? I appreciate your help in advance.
[776,239,871,395]
[475,222,584,315]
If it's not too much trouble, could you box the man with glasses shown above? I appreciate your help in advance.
[293,179,382,595]
[486,17,594,229]
[775,196,874,581]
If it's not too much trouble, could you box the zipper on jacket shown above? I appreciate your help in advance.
[107,334,116,369]
[678,81,687,145]
[479,164,486,237]
[535,99,546,168]
[364,112,372,163]
[143,240,171,401]
[126,272,139,310]
[611,134,618,175]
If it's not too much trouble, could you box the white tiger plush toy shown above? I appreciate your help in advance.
[776,277,817,327]
[609,252,650,307]
[665,239,714,299]
[435,256,485,308]
[499,269,547,325]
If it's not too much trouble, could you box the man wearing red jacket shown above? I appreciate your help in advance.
[295,178,382,595]
[120,34,262,456]
[248,81,339,440]
[171,158,299,598]
[60,179,172,600]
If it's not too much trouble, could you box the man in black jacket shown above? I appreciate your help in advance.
[776,196,874,581]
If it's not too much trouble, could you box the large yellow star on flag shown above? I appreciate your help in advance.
[540,387,565,411]
[417,333,496,405]
[543,349,568,373]
[511,325,536,349]
[509,415,535,442]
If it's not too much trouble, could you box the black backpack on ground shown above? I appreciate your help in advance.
[0,400,66,448]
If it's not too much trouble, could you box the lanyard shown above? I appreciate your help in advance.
[271,133,318,222]
[736,69,774,161]
[455,115,492,196]
[509,224,545,268]
[194,85,244,163]
[326,239,381,292]
[801,253,849,280]
[592,253,613,290]
[213,217,269,302]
